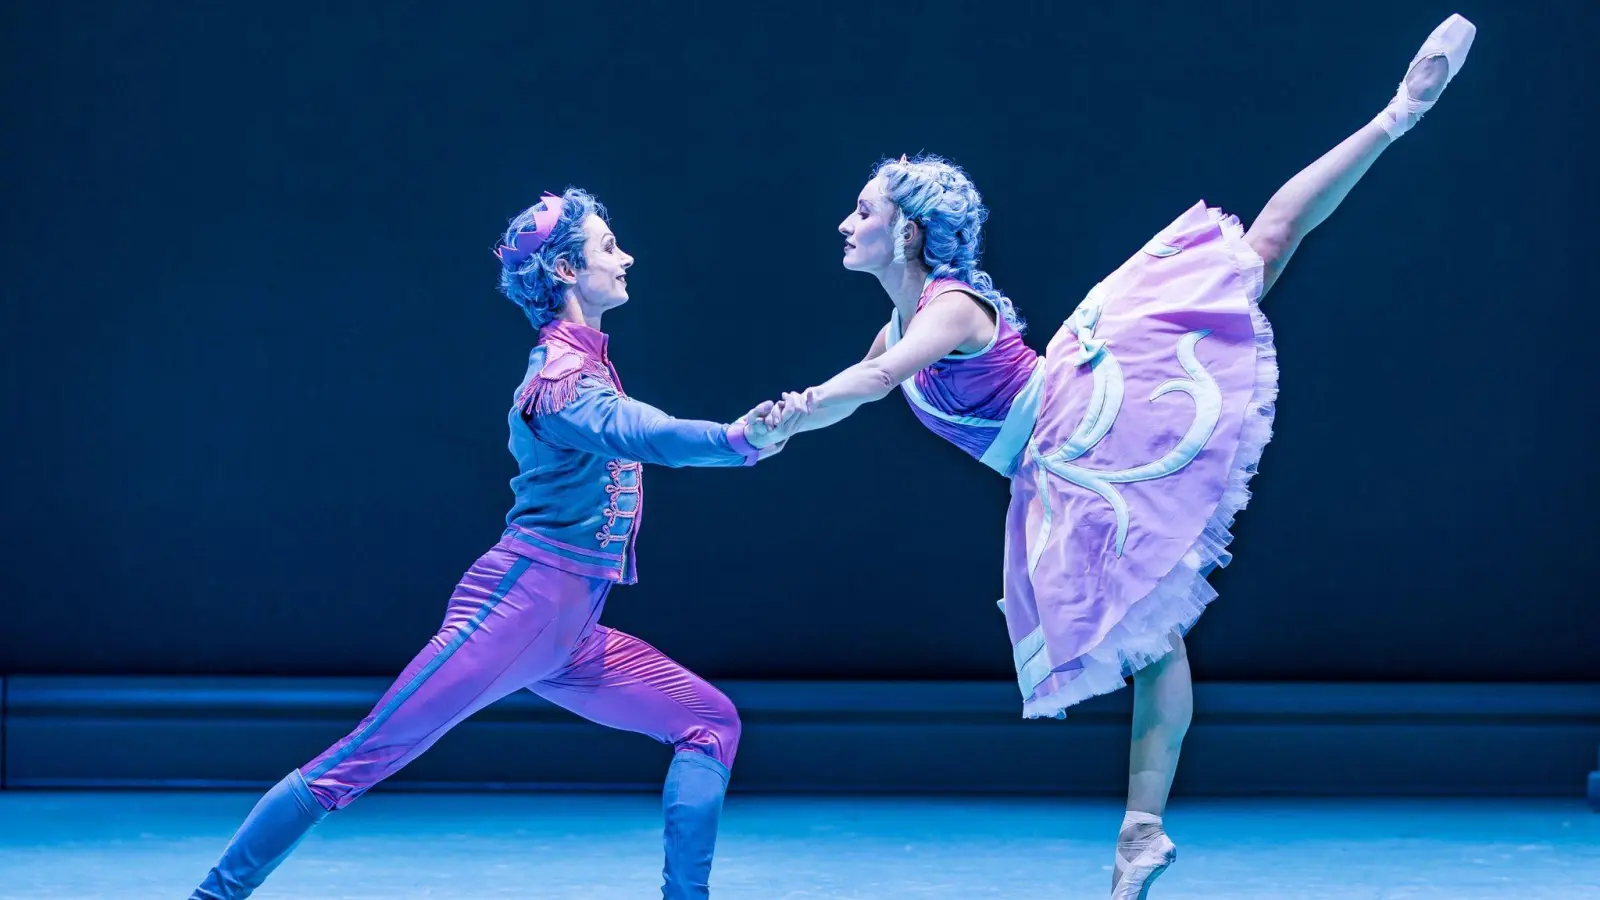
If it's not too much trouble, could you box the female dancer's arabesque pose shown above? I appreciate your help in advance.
[758,16,1475,898]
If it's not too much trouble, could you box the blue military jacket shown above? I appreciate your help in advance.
[501,320,765,583]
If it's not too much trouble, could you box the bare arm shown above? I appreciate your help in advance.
[763,323,892,434]
[863,322,890,362]
[775,292,991,435]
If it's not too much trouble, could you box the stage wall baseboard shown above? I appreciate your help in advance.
[3,676,1596,797]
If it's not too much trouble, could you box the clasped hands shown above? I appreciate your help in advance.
[739,389,817,450]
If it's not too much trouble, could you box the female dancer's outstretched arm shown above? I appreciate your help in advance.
[764,293,989,433]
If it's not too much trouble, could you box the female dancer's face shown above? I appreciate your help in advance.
[838,175,903,273]
[568,214,634,312]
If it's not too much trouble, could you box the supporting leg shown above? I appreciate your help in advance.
[661,750,732,900]
[1127,634,1193,818]
[1111,634,1191,899]
[534,624,741,899]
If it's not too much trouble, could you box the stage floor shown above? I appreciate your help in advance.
[1,792,1594,898]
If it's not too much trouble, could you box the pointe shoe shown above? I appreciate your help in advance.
[1373,13,1477,139]
[1110,829,1177,900]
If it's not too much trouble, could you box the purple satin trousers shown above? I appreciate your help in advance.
[301,540,740,809]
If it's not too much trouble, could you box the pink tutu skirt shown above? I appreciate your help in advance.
[1001,201,1278,718]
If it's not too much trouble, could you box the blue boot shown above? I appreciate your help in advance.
[660,751,730,899]
[191,769,330,899]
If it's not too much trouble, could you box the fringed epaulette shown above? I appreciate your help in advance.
[517,346,612,417]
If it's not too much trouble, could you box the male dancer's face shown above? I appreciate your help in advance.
[838,175,903,274]
[568,214,634,313]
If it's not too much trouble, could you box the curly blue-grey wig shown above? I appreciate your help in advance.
[875,155,1023,332]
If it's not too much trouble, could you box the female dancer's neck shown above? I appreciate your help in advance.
[875,261,932,323]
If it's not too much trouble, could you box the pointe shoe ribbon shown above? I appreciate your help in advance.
[1110,830,1177,900]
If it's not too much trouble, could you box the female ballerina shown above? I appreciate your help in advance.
[190,188,797,899]
[763,15,1475,899]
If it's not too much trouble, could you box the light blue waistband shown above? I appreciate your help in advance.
[978,359,1045,477]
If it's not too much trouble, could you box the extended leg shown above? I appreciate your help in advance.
[1247,14,1476,295]
[191,552,597,899]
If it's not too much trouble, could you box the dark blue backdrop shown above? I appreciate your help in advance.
[2,1,1595,681]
